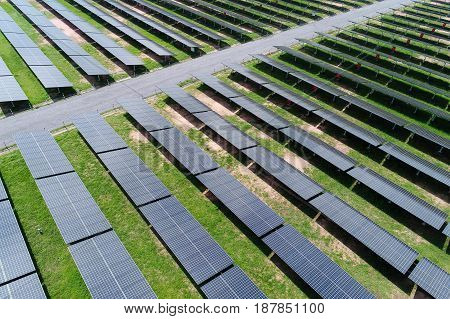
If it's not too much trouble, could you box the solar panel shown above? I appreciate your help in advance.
[252,54,294,75]
[27,14,55,27]
[263,83,321,112]
[0,273,46,299]
[69,230,157,299]
[39,26,67,40]
[159,85,210,114]
[262,225,375,299]
[16,47,52,66]
[0,76,28,103]
[443,224,450,237]
[73,113,128,154]
[36,172,112,244]
[52,39,89,56]
[408,258,449,299]
[194,111,258,150]
[15,131,75,179]
[69,55,109,76]
[230,96,291,130]
[99,148,171,206]
[0,178,7,202]
[290,70,347,98]
[140,196,233,284]
[225,62,272,86]
[0,200,36,284]
[405,124,450,152]
[150,128,219,175]
[118,97,173,132]
[200,266,266,299]
[243,146,323,200]
[196,168,284,237]
[3,32,37,48]
[0,20,23,33]
[104,47,144,66]
[380,142,450,187]
[280,126,356,171]
[314,109,385,147]
[29,65,72,89]
[348,166,447,230]
[194,73,243,98]
[310,192,418,274]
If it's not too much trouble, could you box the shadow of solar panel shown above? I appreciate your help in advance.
[196,168,284,237]
[3,32,37,48]
[263,225,374,299]
[0,76,28,102]
[15,131,74,179]
[280,126,356,171]
[310,192,418,274]
[263,83,321,112]
[408,258,449,299]
[36,172,112,244]
[16,47,52,66]
[348,166,447,230]
[243,146,323,200]
[194,73,242,98]
[140,196,233,284]
[194,111,258,150]
[99,148,171,206]
[200,266,266,299]
[226,62,272,85]
[380,142,450,187]
[0,273,46,299]
[150,128,219,175]
[69,55,109,76]
[119,97,173,132]
[0,178,7,202]
[159,85,210,114]
[73,113,128,154]
[405,124,450,152]
[0,201,36,284]
[29,65,72,88]
[230,96,291,130]
[314,109,385,147]
[69,230,157,299]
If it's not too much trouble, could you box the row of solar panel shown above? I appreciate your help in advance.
[168,76,449,299]
[41,0,144,66]
[223,63,449,233]
[140,88,374,299]
[242,56,450,186]
[72,111,265,298]
[0,57,27,103]
[14,131,157,299]
[10,0,109,76]
[0,6,72,89]
[0,177,46,299]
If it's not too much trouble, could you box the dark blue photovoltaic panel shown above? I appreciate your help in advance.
[200,266,266,299]
[310,193,418,274]
[243,146,323,201]
[196,168,284,237]
[0,273,46,299]
[150,128,219,175]
[405,124,450,152]
[36,172,112,244]
[194,73,243,98]
[139,196,233,284]
[280,126,356,171]
[348,166,447,230]
[159,85,210,114]
[69,230,157,299]
[263,225,374,299]
[73,113,128,154]
[226,62,272,85]
[15,131,75,179]
[99,148,171,207]
[409,258,449,299]
[263,83,321,112]
[0,200,36,284]
[118,97,173,132]
[443,224,450,237]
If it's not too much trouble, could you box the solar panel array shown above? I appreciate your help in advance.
[348,166,447,230]
[73,110,263,297]
[159,85,210,113]
[194,72,243,98]
[310,192,419,274]
[263,225,375,299]
[225,62,272,86]
[100,0,199,50]
[71,0,172,57]
[0,178,46,299]
[405,124,450,153]
[408,258,449,299]
[0,57,27,103]
[10,0,109,76]
[0,7,72,89]
[41,0,143,67]
[15,130,155,298]
[124,97,374,299]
